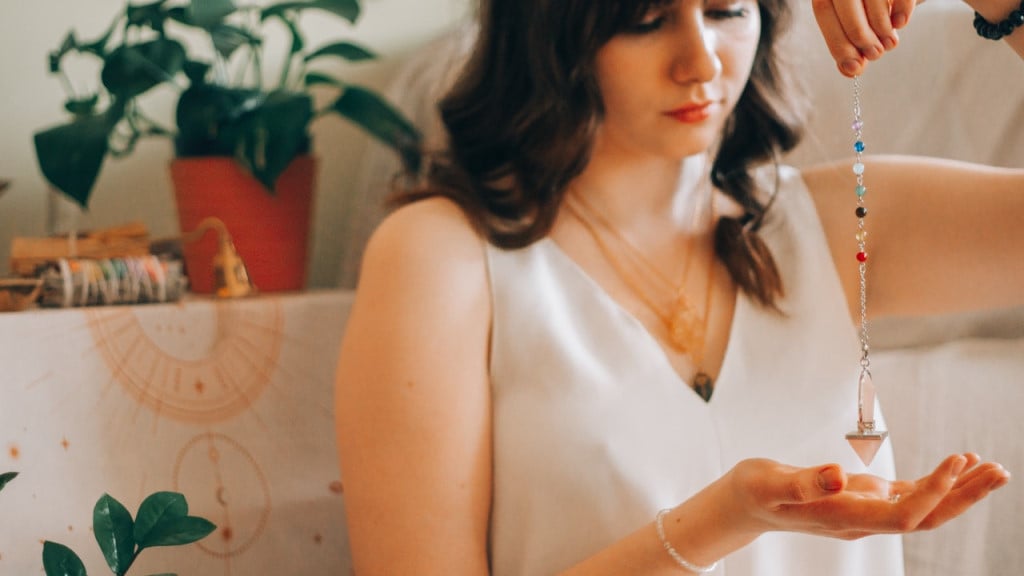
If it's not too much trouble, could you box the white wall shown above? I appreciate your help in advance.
[0,0,472,286]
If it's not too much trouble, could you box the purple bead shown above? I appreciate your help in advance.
[852,120,864,131]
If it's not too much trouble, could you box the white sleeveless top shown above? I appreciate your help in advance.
[485,165,903,575]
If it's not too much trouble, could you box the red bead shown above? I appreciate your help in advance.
[856,252,868,262]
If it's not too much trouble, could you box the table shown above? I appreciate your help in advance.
[0,290,355,575]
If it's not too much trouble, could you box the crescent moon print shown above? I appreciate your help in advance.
[174,432,272,559]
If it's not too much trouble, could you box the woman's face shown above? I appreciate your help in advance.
[593,0,762,161]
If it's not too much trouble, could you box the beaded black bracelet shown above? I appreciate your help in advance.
[974,0,1024,40]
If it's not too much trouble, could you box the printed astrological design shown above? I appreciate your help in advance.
[175,432,272,559]
[87,299,284,424]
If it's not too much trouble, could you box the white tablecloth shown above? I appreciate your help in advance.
[2,288,1021,575]
[0,290,354,575]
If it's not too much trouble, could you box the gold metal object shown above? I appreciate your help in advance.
[181,217,256,299]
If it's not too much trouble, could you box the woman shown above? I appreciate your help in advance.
[335,0,1019,573]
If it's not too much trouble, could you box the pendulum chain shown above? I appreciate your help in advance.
[845,76,889,467]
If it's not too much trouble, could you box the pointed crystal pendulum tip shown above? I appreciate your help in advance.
[846,427,888,467]
[846,369,888,466]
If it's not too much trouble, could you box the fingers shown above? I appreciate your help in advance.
[916,458,1011,530]
[732,459,848,510]
[778,463,849,505]
[889,0,918,29]
[844,0,895,54]
[811,0,908,78]
[888,454,967,529]
[744,454,1010,539]
[811,0,867,77]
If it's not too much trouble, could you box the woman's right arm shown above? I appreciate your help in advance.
[335,197,494,575]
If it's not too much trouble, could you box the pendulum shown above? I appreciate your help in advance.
[845,76,889,466]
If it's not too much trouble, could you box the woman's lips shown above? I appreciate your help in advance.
[664,102,713,123]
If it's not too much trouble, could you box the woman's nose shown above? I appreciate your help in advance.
[670,24,722,84]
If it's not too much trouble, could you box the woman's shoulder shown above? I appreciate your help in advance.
[360,196,489,294]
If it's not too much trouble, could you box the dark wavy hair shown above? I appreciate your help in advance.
[394,0,808,308]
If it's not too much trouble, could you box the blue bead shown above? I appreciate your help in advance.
[854,140,865,153]
[856,185,867,196]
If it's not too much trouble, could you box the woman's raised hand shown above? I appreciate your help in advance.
[810,0,921,77]
[724,453,1010,539]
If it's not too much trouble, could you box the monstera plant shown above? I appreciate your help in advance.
[34,0,421,207]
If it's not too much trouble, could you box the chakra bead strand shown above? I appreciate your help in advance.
[845,76,888,467]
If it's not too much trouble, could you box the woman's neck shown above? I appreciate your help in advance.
[569,153,714,235]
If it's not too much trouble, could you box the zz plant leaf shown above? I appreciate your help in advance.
[42,491,215,576]
[133,491,188,545]
[134,491,215,549]
[136,516,217,549]
[0,471,16,492]
[94,494,137,575]
[42,541,87,576]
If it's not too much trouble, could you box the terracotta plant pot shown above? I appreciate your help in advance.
[170,156,315,294]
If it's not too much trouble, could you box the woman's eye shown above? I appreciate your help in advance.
[706,6,751,20]
[624,13,666,35]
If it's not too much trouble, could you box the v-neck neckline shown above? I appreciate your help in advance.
[539,237,742,406]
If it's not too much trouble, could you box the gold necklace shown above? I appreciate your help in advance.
[565,190,718,399]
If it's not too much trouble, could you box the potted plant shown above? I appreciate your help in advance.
[34,0,422,293]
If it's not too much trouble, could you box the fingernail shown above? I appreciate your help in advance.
[863,45,883,59]
[990,475,1010,489]
[892,13,908,29]
[881,35,897,51]
[818,466,844,491]
[840,59,861,76]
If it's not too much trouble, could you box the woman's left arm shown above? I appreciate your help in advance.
[804,156,1024,319]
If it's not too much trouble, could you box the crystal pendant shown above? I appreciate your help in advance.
[845,369,888,466]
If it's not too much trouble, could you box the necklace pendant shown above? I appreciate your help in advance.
[668,297,703,353]
[845,369,888,466]
[693,371,714,402]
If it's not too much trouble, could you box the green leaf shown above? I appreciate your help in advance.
[332,85,421,172]
[94,493,137,575]
[137,516,217,549]
[303,72,343,88]
[304,41,375,63]
[183,60,212,85]
[49,32,78,73]
[174,84,266,156]
[282,16,304,57]
[42,541,87,576]
[126,0,169,28]
[33,107,120,207]
[210,23,261,60]
[64,95,100,117]
[79,14,120,58]
[165,6,194,26]
[0,471,16,493]
[262,0,360,24]
[314,0,361,22]
[101,39,187,99]
[187,0,238,28]
[230,90,314,191]
[134,491,188,546]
